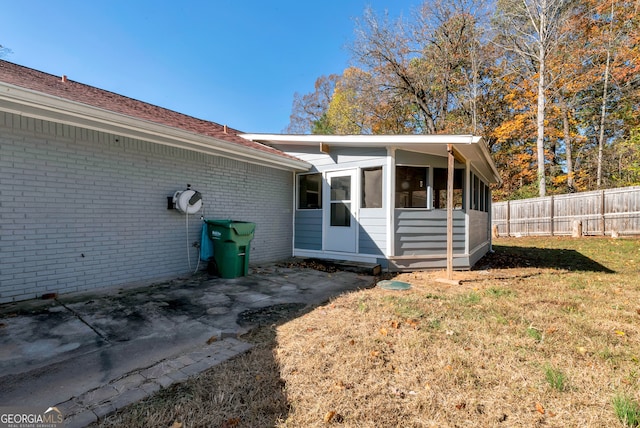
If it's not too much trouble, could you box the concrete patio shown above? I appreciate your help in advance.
[0,261,375,427]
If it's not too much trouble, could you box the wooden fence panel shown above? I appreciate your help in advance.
[492,186,640,237]
[605,187,640,235]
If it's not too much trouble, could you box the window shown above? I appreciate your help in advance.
[330,176,351,226]
[473,174,480,210]
[470,172,490,212]
[433,168,464,209]
[361,167,383,208]
[395,166,428,208]
[298,173,322,209]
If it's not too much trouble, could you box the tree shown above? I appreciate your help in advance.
[285,74,340,134]
[0,44,11,58]
[493,0,575,196]
[351,1,491,134]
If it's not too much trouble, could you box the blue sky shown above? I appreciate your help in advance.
[3,1,418,133]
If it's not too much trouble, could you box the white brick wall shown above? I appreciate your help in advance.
[0,112,294,303]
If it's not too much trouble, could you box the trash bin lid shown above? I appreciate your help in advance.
[231,222,255,236]
[205,219,255,236]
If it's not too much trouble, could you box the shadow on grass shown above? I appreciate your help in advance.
[475,245,615,273]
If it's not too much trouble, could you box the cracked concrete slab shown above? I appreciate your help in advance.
[0,260,376,424]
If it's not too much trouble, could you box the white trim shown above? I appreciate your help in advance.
[293,249,379,264]
[0,83,310,171]
[386,147,396,257]
[464,159,471,256]
[291,170,297,256]
[242,133,481,145]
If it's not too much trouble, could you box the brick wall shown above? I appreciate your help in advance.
[0,112,294,303]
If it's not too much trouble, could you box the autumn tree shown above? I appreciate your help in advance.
[493,0,576,197]
[287,0,640,198]
[285,74,340,134]
[350,0,491,134]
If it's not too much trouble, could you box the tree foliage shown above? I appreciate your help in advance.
[287,0,640,199]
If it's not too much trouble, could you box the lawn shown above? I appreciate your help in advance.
[95,236,640,427]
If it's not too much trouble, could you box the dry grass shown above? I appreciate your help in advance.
[95,236,640,427]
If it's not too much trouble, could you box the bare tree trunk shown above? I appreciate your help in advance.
[536,18,547,197]
[597,0,615,188]
[561,100,574,191]
[471,39,479,134]
[596,51,610,188]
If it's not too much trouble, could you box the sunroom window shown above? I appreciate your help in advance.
[395,166,428,208]
[298,173,322,209]
[433,168,464,209]
[361,167,383,208]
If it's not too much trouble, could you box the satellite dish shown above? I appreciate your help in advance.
[173,187,202,214]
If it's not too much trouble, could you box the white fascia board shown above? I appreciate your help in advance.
[0,83,311,171]
[241,133,480,147]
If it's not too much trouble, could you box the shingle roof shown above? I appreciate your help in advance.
[0,60,298,161]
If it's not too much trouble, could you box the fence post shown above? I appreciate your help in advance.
[600,190,606,235]
[506,200,510,237]
[550,195,554,236]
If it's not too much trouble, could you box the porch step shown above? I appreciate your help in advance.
[307,258,382,276]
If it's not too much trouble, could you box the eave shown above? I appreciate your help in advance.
[241,133,501,185]
[0,83,311,172]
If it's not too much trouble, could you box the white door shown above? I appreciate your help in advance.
[324,170,357,253]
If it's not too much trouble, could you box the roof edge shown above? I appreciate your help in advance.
[0,82,311,171]
[240,133,481,146]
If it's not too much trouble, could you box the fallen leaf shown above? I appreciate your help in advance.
[406,319,419,329]
[577,346,587,355]
[324,411,336,423]
[206,336,217,344]
[370,350,380,357]
[169,421,183,428]
[379,328,388,336]
[545,327,557,334]
[456,402,466,410]
[348,339,355,346]
[391,320,400,329]
[220,418,240,428]
[615,330,626,336]
[536,402,545,415]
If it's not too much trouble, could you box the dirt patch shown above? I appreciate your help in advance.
[237,303,308,327]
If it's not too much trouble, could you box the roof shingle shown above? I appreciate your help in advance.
[0,60,297,161]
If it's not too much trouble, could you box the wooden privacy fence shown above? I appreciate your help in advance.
[492,186,640,237]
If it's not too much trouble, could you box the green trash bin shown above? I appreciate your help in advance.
[205,219,256,278]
